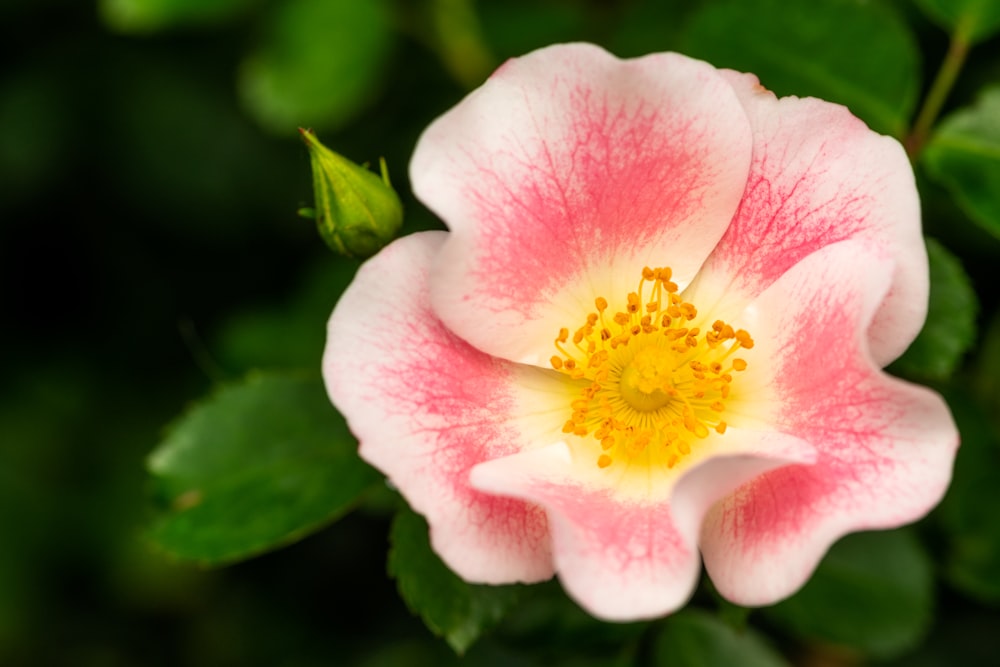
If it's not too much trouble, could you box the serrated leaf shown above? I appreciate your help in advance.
[654,610,789,667]
[915,0,1000,43]
[99,0,256,33]
[923,86,1000,238]
[388,506,521,654]
[238,0,393,134]
[146,372,378,564]
[763,529,933,659]
[680,0,919,138]
[937,391,1000,604]
[890,238,977,381]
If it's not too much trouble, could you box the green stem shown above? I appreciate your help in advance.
[905,19,973,159]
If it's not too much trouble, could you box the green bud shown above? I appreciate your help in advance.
[298,128,403,258]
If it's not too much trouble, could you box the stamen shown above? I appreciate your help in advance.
[549,266,751,470]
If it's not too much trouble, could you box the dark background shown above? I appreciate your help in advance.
[2,0,1000,665]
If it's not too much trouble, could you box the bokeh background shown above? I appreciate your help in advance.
[2,0,1000,665]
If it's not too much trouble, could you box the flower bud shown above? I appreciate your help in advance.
[299,128,403,258]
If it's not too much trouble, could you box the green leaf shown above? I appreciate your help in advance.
[763,529,934,659]
[238,0,393,134]
[890,238,977,381]
[923,86,1000,238]
[937,391,1000,604]
[653,610,789,667]
[388,506,522,654]
[915,0,1000,43]
[680,0,920,138]
[496,579,648,658]
[146,372,378,564]
[99,0,257,33]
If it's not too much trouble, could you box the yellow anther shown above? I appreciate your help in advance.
[627,292,641,313]
[550,266,751,472]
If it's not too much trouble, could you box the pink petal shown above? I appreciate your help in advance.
[470,430,815,620]
[323,231,558,583]
[411,43,754,366]
[700,240,958,605]
[688,71,926,366]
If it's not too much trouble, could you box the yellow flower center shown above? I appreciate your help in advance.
[550,267,754,471]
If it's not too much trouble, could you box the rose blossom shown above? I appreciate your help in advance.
[323,43,958,620]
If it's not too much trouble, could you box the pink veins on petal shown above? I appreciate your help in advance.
[323,43,959,621]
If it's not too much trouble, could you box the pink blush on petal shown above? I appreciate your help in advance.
[462,87,710,303]
[325,232,556,583]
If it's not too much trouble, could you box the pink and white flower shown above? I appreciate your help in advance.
[323,43,958,620]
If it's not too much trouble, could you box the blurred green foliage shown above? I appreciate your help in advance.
[924,86,1000,238]
[654,609,788,667]
[681,0,920,137]
[891,238,978,381]
[146,372,380,564]
[764,530,934,659]
[915,0,1000,43]
[2,0,1000,665]
[389,507,522,654]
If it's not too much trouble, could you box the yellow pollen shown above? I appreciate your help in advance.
[550,266,752,471]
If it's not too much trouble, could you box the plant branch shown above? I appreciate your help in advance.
[905,18,974,159]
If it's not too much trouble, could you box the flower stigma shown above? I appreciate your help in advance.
[551,267,754,471]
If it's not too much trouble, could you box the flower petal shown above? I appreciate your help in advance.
[411,43,754,366]
[700,240,958,605]
[470,428,814,620]
[323,231,558,583]
[686,71,926,366]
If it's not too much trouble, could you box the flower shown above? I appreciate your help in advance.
[323,43,958,620]
[299,128,403,258]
